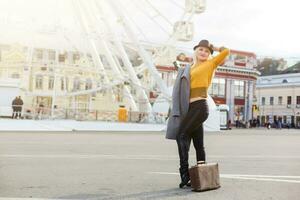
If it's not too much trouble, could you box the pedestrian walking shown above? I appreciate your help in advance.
[166,40,230,188]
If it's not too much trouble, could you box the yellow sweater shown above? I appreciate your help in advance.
[190,48,230,99]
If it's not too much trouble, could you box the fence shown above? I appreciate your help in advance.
[17,106,168,124]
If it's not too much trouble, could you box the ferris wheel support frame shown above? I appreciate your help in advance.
[80,0,138,111]
[16,0,205,121]
[106,0,170,99]
[73,0,116,103]
[94,0,154,114]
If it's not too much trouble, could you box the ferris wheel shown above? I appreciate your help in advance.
[68,0,207,114]
[0,0,207,120]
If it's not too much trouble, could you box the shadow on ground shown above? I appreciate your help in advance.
[58,187,197,199]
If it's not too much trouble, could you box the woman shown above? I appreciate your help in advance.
[171,40,229,188]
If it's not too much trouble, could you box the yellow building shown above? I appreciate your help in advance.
[0,43,130,120]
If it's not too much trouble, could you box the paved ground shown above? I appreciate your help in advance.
[0,128,299,200]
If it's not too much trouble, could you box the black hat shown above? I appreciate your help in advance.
[193,40,213,54]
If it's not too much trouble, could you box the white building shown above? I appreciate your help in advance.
[254,73,300,127]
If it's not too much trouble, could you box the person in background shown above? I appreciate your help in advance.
[11,96,18,119]
[37,102,44,120]
[16,96,24,119]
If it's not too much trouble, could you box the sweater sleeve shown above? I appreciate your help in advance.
[211,48,230,68]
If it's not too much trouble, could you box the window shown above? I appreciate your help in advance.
[262,97,265,105]
[234,80,244,98]
[287,96,292,105]
[73,77,80,91]
[85,79,92,90]
[11,73,20,79]
[65,77,69,91]
[49,50,56,61]
[35,75,43,89]
[209,78,225,97]
[59,53,66,63]
[131,88,136,95]
[283,116,287,123]
[297,96,300,105]
[61,77,65,90]
[73,53,80,63]
[278,96,282,105]
[35,49,43,60]
[48,76,54,90]
[270,97,274,105]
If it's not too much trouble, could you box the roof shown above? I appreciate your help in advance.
[257,72,300,88]
[282,62,300,74]
[230,50,256,58]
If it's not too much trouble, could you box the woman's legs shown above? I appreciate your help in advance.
[192,124,206,162]
[176,133,191,171]
[191,101,209,162]
[176,100,208,187]
[176,133,191,187]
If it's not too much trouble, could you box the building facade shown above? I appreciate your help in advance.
[213,50,260,124]
[254,73,300,127]
[0,43,126,120]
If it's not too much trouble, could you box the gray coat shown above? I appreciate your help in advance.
[166,65,191,140]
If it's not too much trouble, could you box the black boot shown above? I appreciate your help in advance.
[186,181,191,187]
[179,168,190,188]
[176,132,192,188]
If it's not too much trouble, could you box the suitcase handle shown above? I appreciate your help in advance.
[197,161,205,165]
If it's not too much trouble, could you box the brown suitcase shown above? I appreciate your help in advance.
[189,161,221,192]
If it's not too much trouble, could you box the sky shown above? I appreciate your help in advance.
[137,0,300,60]
[0,0,299,62]
[193,0,300,59]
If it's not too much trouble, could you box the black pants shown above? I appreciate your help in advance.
[12,108,22,119]
[16,107,22,118]
[12,108,16,119]
[176,99,209,174]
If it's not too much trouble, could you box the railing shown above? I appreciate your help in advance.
[13,106,168,124]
